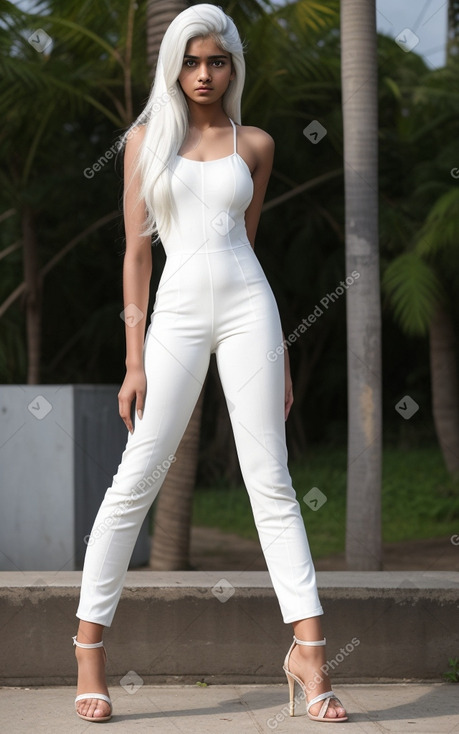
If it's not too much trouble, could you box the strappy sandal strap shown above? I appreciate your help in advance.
[307,690,335,713]
[307,690,346,721]
[294,635,326,646]
[75,693,112,707]
[72,635,104,649]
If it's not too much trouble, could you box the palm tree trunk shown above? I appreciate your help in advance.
[150,386,205,569]
[429,304,459,476]
[341,0,382,570]
[147,0,187,73]
[21,205,42,384]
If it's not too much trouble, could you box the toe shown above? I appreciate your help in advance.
[77,697,110,719]
[324,703,338,719]
[325,699,347,719]
[93,705,106,718]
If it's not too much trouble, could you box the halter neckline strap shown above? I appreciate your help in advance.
[229,118,237,154]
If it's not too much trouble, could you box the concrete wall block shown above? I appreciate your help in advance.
[0,386,149,571]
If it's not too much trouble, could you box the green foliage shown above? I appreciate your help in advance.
[193,446,459,557]
[442,657,459,683]
[416,189,459,259]
[382,253,444,337]
[0,0,149,383]
[377,39,459,377]
[0,0,458,457]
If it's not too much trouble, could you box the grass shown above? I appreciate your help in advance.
[192,445,459,558]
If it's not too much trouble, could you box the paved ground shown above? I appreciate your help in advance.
[2,683,458,733]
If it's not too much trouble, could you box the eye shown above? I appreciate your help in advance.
[212,60,225,67]
[184,59,196,67]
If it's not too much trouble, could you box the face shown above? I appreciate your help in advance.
[177,36,235,106]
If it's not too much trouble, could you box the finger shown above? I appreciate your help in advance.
[136,390,145,419]
[122,412,133,434]
[119,398,134,434]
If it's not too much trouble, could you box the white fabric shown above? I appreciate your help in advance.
[76,118,323,627]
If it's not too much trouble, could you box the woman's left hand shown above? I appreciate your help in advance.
[284,349,293,420]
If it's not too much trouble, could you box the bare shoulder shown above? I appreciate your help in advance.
[238,124,275,153]
[236,124,274,172]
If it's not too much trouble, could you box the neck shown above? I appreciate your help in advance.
[186,100,229,129]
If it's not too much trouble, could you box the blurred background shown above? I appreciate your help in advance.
[1,0,459,572]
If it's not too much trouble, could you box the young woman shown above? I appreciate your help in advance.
[73,3,348,724]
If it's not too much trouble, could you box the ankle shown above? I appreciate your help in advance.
[290,645,331,688]
[75,646,105,657]
[76,621,105,646]
[293,643,324,664]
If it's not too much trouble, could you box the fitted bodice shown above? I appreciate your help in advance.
[162,119,254,254]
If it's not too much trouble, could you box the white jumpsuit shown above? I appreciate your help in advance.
[76,119,323,627]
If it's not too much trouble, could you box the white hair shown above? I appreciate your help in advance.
[122,3,245,241]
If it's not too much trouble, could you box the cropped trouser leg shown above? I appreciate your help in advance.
[76,321,211,627]
[215,327,323,624]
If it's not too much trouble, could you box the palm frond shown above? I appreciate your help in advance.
[415,189,459,258]
[382,253,444,336]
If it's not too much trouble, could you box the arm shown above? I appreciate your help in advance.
[243,130,275,248]
[243,129,294,420]
[117,125,152,433]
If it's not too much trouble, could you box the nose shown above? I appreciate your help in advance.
[197,63,211,82]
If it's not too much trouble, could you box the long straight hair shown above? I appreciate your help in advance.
[123,4,245,240]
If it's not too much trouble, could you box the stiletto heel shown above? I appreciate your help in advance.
[286,667,296,716]
[283,636,348,722]
[73,635,113,722]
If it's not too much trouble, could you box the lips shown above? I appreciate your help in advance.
[196,87,212,91]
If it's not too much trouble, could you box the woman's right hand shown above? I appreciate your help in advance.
[118,365,146,434]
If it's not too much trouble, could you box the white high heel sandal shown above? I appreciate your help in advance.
[73,635,113,722]
[283,636,348,722]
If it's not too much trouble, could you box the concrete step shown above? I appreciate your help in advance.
[1,571,458,685]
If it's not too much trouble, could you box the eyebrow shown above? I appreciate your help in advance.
[183,54,229,60]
